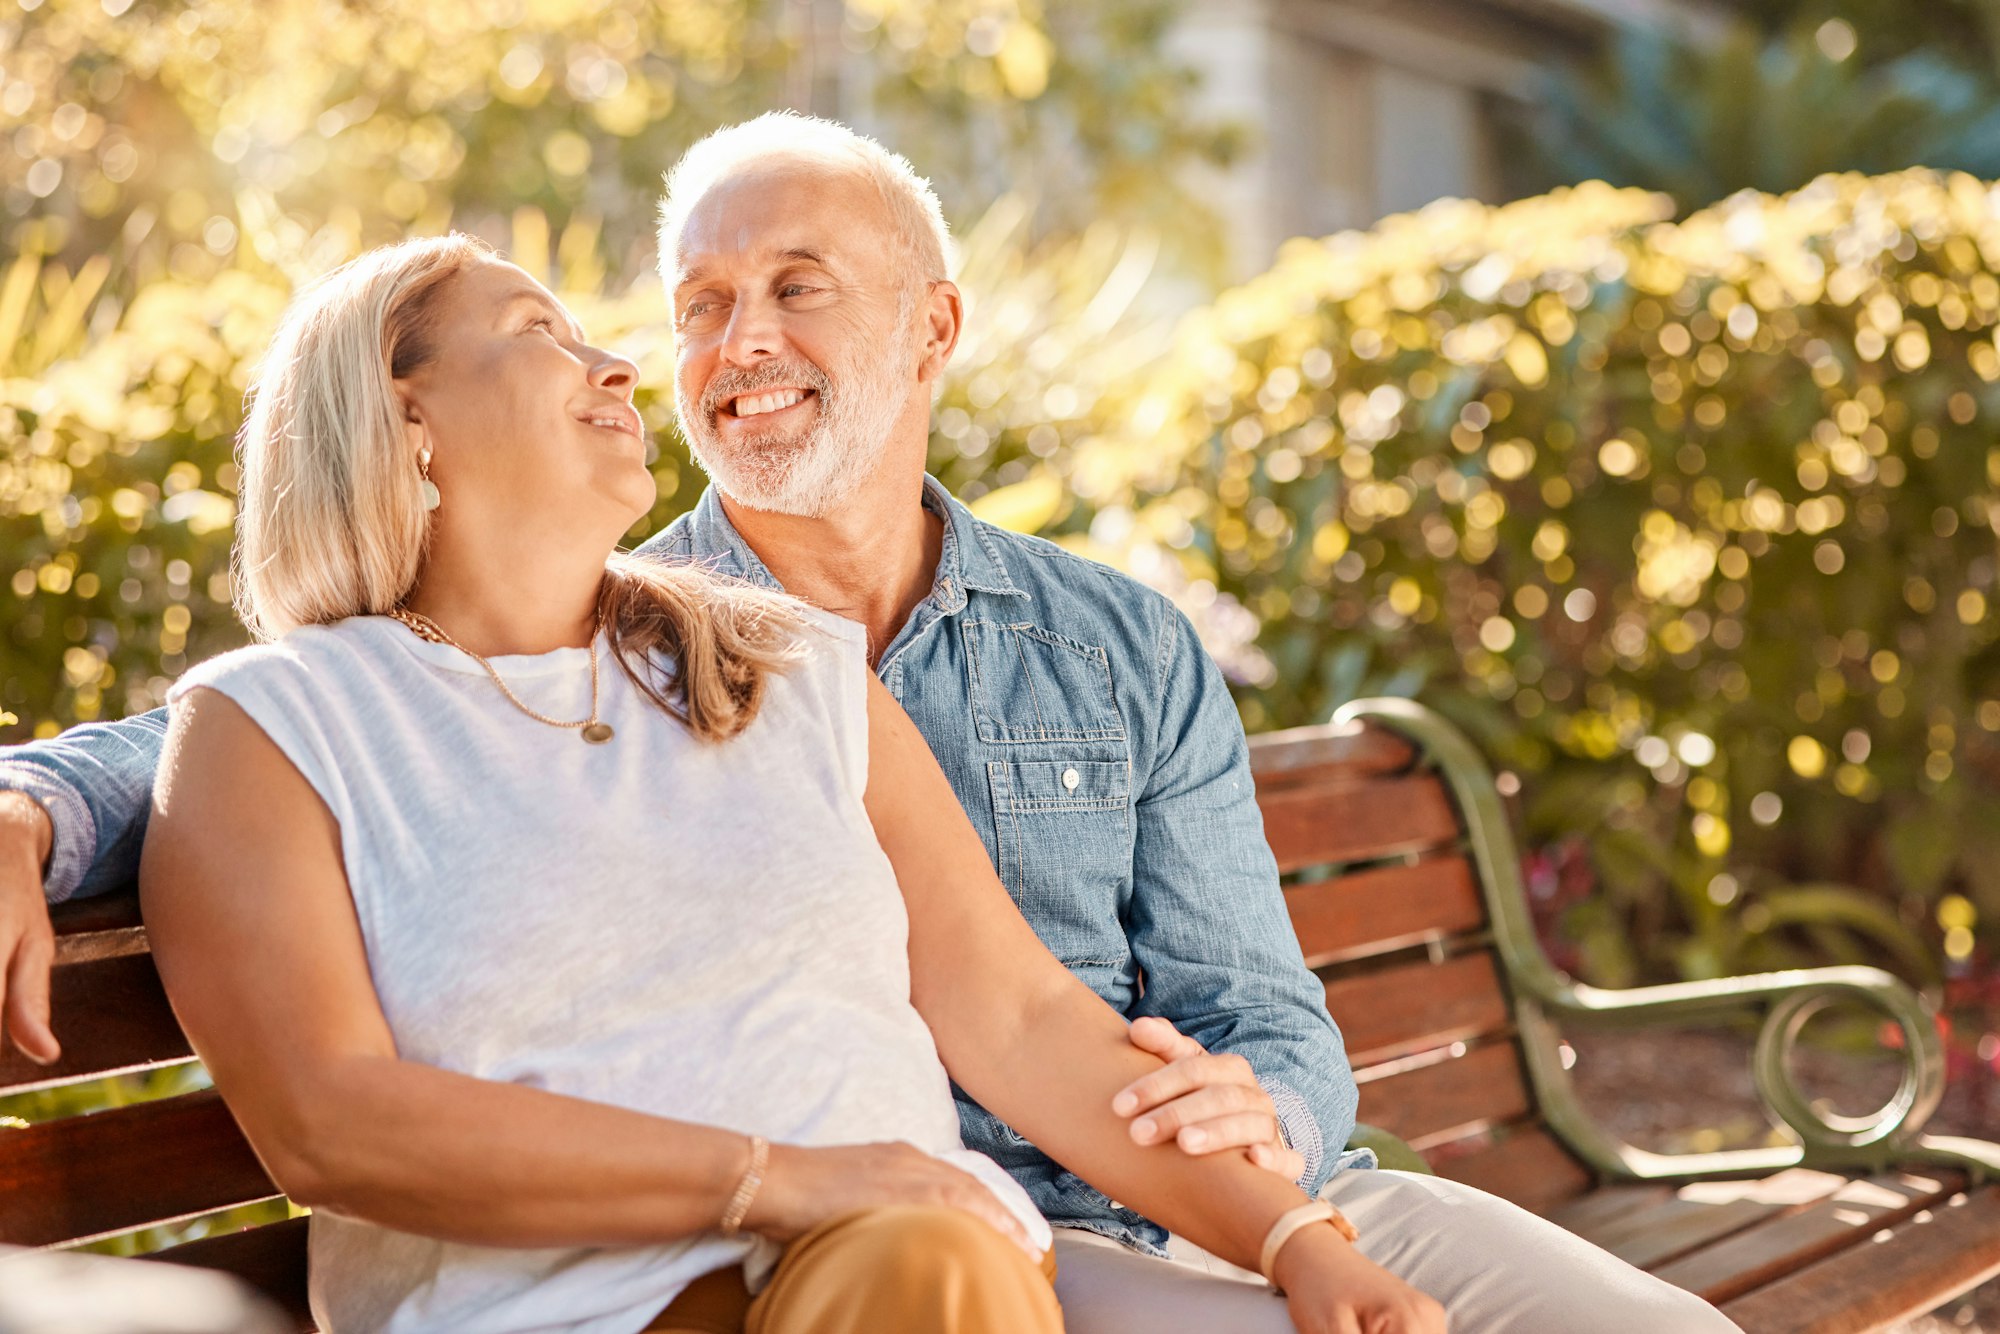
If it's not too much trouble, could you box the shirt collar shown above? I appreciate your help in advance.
[924,474,1029,603]
[680,475,1029,608]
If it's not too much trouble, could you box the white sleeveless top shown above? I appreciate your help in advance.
[169,611,1049,1334]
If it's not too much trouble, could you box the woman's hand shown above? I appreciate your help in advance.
[1274,1224,1447,1334]
[744,1140,1044,1260]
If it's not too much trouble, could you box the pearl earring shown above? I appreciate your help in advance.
[418,444,440,511]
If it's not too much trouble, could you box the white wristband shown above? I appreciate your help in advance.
[1258,1199,1359,1292]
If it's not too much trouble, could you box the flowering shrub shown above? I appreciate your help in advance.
[1074,169,2000,991]
[6,168,1998,1002]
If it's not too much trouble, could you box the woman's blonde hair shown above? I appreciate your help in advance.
[235,233,810,742]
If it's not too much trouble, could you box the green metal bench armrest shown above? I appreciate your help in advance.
[1345,1122,1432,1175]
[1333,697,2000,1187]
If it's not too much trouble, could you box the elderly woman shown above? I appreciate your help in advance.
[138,234,1437,1334]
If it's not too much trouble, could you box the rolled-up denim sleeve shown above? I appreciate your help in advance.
[1125,606,1359,1195]
[0,709,170,903]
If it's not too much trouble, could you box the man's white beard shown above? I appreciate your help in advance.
[678,338,914,519]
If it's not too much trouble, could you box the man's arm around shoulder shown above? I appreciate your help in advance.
[0,707,174,1063]
[0,789,59,1062]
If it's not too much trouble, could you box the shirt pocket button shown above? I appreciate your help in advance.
[1062,768,1080,791]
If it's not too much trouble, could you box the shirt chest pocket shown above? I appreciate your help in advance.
[962,619,1136,974]
[986,758,1134,972]
[961,619,1125,744]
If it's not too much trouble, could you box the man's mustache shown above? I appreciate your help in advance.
[698,360,834,421]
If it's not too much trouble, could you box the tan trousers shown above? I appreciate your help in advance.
[645,1205,1064,1334]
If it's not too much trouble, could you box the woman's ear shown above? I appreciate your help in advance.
[396,383,426,451]
[399,388,442,511]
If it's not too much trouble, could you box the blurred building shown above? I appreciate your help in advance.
[1175,0,1739,280]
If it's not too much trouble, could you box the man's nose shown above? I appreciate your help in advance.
[719,297,782,367]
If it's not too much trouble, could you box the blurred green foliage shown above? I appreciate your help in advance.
[0,193,1167,731]
[10,0,2000,1262]
[1063,170,1999,990]
[0,0,1236,282]
[6,160,1998,998]
[3,0,1996,1059]
[1513,1,2000,209]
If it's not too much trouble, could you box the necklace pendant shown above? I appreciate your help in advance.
[581,722,615,745]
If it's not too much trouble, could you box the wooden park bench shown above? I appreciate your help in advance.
[3,696,1997,1330]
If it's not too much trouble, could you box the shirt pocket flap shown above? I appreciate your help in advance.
[962,620,1126,744]
[989,759,1129,812]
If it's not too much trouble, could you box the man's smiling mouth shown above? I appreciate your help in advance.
[728,389,812,418]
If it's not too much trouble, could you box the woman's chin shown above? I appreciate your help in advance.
[610,470,660,529]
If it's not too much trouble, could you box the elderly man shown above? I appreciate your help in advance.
[0,115,1736,1333]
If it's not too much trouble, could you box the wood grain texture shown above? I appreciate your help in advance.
[0,1089,280,1247]
[1580,1169,1852,1272]
[1249,722,1417,792]
[1720,1186,2000,1334]
[1259,775,1462,874]
[1322,951,1510,1066]
[0,953,195,1096]
[146,1216,313,1332]
[1549,1183,1676,1235]
[1651,1170,1967,1304]
[49,889,147,965]
[1287,856,1488,967]
[1355,1043,1531,1147]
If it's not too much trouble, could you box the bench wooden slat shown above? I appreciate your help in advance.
[1578,1170,1852,1271]
[1322,951,1510,1066]
[146,1216,313,1331]
[1260,774,1462,873]
[1355,1043,1531,1148]
[49,891,148,965]
[1428,1125,1594,1218]
[1288,856,1487,967]
[1651,1170,1965,1303]
[1248,723,1417,792]
[1549,1183,1676,1234]
[0,953,196,1096]
[1720,1185,2000,1334]
[0,1089,280,1247]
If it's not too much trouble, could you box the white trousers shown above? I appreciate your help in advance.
[1052,1169,1741,1333]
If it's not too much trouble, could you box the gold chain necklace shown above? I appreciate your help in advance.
[388,607,615,745]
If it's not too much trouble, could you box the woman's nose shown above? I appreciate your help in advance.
[589,349,639,392]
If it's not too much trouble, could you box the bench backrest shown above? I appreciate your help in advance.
[1246,715,1594,1214]
[0,712,1589,1321]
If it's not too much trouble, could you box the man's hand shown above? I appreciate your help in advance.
[1113,1015,1304,1181]
[0,792,59,1065]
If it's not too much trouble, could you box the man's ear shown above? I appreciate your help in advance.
[916,279,964,384]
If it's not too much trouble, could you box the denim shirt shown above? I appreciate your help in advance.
[3,476,1365,1254]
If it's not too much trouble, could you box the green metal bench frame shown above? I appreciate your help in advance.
[1335,695,1998,1189]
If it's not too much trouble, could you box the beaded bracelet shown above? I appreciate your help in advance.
[718,1134,770,1236]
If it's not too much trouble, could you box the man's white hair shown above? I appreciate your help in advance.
[656,111,954,297]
